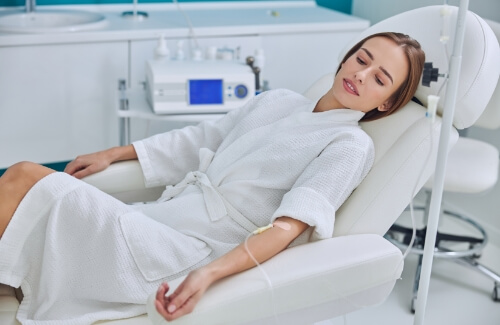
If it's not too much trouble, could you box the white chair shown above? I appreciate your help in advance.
[0,5,498,325]
[387,18,500,312]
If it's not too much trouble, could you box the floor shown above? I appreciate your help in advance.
[321,244,500,325]
[318,188,500,325]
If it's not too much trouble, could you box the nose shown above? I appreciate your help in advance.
[354,68,369,84]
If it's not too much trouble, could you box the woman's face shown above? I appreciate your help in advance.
[326,36,409,113]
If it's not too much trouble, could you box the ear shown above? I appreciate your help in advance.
[377,102,390,112]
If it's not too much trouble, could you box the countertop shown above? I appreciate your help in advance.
[0,1,370,46]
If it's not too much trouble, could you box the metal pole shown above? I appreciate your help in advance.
[118,79,131,146]
[413,1,469,324]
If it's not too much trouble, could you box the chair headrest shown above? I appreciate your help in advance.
[338,5,500,130]
[475,19,500,130]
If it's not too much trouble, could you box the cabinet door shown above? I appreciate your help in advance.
[0,42,128,169]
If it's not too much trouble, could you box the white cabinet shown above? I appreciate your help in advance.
[0,42,128,168]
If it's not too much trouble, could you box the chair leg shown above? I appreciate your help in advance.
[411,255,423,313]
[494,284,500,302]
[452,256,500,302]
[386,190,500,307]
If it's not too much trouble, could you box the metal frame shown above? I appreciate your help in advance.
[386,189,500,312]
[118,79,131,146]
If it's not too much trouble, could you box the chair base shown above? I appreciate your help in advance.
[386,207,500,312]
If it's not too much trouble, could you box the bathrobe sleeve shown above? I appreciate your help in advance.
[271,129,374,241]
[132,93,266,188]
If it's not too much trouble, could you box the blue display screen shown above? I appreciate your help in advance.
[189,79,223,105]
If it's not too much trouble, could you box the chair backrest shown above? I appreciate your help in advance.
[475,19,500,130]
[304,5,500,237]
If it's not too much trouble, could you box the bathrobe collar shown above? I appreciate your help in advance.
[313,108,365,122]
[300,100,365,125]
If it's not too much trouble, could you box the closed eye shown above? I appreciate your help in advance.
[356,57,366,65]
[375,76,384,86]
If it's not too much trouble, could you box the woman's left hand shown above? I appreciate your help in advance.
[155,268,212,321]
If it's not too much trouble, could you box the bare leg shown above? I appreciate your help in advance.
[0,162,56,238]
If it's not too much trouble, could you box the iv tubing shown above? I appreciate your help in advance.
[244,228,280,325]
[172,0,200,50]
[414,1,469,323]
[403,120,434,260]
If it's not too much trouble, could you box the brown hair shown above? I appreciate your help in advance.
[337,32,425,122]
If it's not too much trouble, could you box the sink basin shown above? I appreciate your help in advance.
[0,10,108,33]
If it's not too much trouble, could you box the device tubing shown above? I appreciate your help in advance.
[413,1,469,324]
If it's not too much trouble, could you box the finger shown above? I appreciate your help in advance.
[155,300,171,320]
[63,161,81,175]
[167,286,196,315]
[167,290,191,314]
[72,168,93,179]
[167,294,200,320]
[155,283,172,320]
[156,295,180,322]
[65,159,91,176]
[156,283,169,303]
[164,283,181,302]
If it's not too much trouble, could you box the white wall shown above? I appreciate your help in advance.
[352,0,500,25]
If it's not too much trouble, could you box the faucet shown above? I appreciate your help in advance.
[25,0,36,13]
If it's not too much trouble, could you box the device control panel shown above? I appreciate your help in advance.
[146,60,256,114]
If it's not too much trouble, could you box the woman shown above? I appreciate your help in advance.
[0,32,424,324]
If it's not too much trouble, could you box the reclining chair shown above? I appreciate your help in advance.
[0,5,498,325]
[387,18,500,312]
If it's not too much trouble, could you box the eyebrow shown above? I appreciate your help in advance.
[360,48,394,84]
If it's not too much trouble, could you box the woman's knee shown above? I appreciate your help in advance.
[1,161,55,185]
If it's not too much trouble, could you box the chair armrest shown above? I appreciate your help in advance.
[0,284,20,325]
[82,160,163,203]
[147,234,403,325]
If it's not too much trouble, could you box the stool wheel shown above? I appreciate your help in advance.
[493,284,500,302]
[469,243,482,258]
[411,296,416,313]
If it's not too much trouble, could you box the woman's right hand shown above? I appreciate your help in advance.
[64,150,113,179]
[155,268,213,322]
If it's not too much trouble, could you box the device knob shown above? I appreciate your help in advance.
[246,56,255,68]
[422,62,439,87]
[234,85,248,98]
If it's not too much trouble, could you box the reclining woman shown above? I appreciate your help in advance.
[0,32,424,324]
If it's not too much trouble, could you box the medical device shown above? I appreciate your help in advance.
[246,55,264,93]
[145,60,256,114]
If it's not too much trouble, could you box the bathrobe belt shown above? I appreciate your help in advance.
[158,171,259,233]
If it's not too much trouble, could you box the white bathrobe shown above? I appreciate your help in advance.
[0,89,374,324]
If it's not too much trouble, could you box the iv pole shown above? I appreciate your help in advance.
[414,0,469,324]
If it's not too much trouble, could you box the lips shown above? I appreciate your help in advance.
[343,78,359,96]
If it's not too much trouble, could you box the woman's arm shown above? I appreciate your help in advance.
[64,144,138,179]
[133,92,265,188]
[154,216,309,321]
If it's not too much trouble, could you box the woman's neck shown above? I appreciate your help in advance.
[313,92,343,112]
